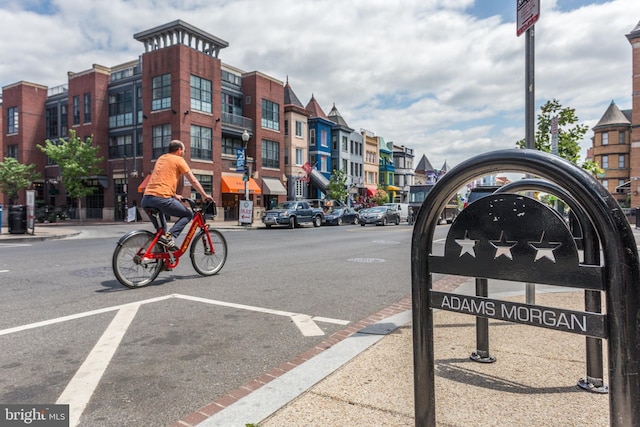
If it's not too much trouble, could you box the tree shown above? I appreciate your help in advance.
[516,98,602,175]
[0,157,41,205]
[326,169,348,203]
[371,186,389,205]
[38,130,104,223]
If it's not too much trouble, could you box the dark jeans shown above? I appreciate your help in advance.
[141,195,193,238]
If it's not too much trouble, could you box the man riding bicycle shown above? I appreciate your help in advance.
[141,140,212,250]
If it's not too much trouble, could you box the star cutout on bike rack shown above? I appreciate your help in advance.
[529,231,562,263]
[490,231,518,260]
[455,231,478,258]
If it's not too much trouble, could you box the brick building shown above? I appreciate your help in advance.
[0,20,286,222]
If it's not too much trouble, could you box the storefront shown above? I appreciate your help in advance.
[261,177,288,210]
[220,175,261,221]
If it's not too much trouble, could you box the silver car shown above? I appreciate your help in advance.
[359,206,400,226]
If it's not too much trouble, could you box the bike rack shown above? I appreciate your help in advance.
[411,149,640,427]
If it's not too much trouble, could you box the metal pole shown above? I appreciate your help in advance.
[525,25,536,304]
[471,277,496,363]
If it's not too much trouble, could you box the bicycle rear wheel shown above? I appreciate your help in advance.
[190,229,227,276]
[112,230,163,288]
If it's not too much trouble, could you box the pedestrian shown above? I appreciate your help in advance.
[141,140,212,250]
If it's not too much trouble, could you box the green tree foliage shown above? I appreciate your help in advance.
[38,130,103,222]
[516,98,602,175]
[371,186,389,205]
[326,169,348,203]
[0,157,41,205]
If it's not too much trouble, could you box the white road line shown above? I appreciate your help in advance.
[57,304,140,427]
[0,295,173,337]
[0,270,8,273]
[290,314,324,336]
[0,294,350,338]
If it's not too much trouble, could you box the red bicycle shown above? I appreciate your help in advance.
[112,199,228,289]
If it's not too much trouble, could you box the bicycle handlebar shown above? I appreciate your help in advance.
[182,197,215,212]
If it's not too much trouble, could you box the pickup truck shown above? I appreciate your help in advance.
[261,201,324,229]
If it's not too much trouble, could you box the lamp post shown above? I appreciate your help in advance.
[242,129,250,201]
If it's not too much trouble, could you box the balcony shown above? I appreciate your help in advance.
[222,112,253,130]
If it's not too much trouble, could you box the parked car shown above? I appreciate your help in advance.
[383,203,410,222]
[463,186,501,209]
[359,206,400,226]
[261,201,324,228]
[323,207,360,225]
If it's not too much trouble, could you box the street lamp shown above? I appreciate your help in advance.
[242,130,250,201]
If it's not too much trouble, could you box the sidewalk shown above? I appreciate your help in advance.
[3,221,637,426]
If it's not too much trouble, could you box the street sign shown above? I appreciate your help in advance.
[517,0,540,36]
[236,148,245,172]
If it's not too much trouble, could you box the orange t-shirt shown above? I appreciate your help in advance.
[144,153,190,198]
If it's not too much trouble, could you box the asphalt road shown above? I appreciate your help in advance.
[0,222,444,426]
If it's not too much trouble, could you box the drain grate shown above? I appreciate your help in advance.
[347,257,385,263]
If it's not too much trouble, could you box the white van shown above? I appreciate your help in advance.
[384,203,410,222]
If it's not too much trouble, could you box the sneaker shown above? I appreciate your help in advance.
[158,232,178,251]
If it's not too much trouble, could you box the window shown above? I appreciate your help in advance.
[7,106,18,134]
[7,144,18,159]
[320,130,328,147]
[619,154,625,169]
[73,96,80,125]
[192,174,212,199]
[602,179,608,190]
[190,75,212,113]
[619,131,626,144]
[295,178,304,199]
[309,128,316,146]
[602,132,608,145]
[284,120,289,136]
[221,136,243,155]
[342,136,348,152]
[46,107,58,139]
[295,148,304,166]
[60,105,68,136]
[601,155,608,169]
[151,74,171,111]
[295,121,303,137]
[152,124,171,158]
[109,90,133,128]
[109,135,133,158]
[84,92,91,123]
[222,93,242,115]
[221,70,241,86]
[191,125,212,160]
[261,99,280,131]
[332,135,337,150]
[262,139,279,168]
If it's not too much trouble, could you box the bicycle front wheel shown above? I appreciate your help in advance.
[190,229,228,276]
[112,230,163,288]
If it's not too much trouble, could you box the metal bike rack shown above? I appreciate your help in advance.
[411,149,640,427]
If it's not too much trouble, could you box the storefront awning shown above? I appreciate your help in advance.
[262,177,287,195]
[365,185,377,197]
[221,176,262,194]
[138,174,152,193]
[387,185,401,191]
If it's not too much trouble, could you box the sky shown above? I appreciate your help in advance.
[1,0,639,171]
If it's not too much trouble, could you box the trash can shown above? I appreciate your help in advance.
[8,205,27,234]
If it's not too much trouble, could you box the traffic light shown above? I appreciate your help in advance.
[243,166,249,181]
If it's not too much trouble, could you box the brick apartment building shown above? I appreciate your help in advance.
[0,20,287,222]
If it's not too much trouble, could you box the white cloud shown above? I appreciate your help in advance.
[1,0,639,170]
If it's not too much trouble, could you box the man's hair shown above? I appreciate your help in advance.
[168,140,184,153]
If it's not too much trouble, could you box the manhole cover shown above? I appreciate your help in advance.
[347,258,385,264]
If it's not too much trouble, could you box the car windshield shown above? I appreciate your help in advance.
[330,209,343,215]
[276,202,297,209]
[369,207,386,213]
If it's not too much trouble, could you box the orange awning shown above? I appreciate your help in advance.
[138,174,152,193]
[221,176,262,194]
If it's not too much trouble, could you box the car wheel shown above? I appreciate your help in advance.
[382,217,387,226]
[353,217,359,225]
[337,218,343,226]
[289,217,296,229]
[313,215,322,227]
[395,217,400,225]
[265,224,272,229]
[361,222,366,226]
